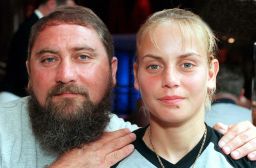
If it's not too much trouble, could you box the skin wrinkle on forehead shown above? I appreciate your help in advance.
[34,46,97,58]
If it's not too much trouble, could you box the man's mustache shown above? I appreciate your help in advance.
[48,84,89,98]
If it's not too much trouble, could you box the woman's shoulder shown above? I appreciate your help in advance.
[201,125,255,168]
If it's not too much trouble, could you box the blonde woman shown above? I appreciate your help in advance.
[114,8,255,167]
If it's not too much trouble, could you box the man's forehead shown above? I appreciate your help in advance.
[35,23,100,44]
[40,22,94,32]
[32,24,108,56]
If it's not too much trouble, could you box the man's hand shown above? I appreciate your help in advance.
[214,121,256,161]
[49,128,136,168]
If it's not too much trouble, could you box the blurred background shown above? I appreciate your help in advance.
[0,0,255,122]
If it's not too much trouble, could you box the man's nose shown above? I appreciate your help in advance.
[55,60,76,84]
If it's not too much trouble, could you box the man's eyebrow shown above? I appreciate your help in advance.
[71,46,96,53]
[141,54,163,61]
[35,49,58,55]
[35,46,97,55]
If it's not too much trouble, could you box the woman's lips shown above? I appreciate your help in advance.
[158,95,185,105]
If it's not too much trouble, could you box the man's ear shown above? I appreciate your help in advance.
[26,60,30,76]
[207,58,219,90]
[133,62,139,91]
[26,60,31,89]
[111,57,118,86]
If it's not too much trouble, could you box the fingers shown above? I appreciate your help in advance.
[248,151,256,161]
[100,128,133,144]
[217,121,256,160]
[100,129,136,166]
[102,129,136,154]
[105,144,135,166]
[229,138,256,160]
[213,122,229,134]
[50,129,136,168]
[84,128,136,167]
[218,121,251,150]
[86,129,133,150]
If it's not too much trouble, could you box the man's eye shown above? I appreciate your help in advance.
[182,63,193,68]
[41,57,56,63]
[79,55,90,60]
[147,64,160,70]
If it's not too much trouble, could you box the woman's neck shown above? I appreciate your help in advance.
[143,119,206,164]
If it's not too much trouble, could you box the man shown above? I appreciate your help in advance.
[206,64,252,126]
[0,6,255,168]
[3,0,76,97]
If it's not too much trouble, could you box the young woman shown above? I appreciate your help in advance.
[114,8,255,167]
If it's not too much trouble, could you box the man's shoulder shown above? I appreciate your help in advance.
[211,102,250,111]
[206,103,252,127]
[0,96,29,111]
[0,96,30,126]
[106,113,138,132]
[0,96,56,168]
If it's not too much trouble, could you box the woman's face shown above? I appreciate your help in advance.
[134,22,218,125]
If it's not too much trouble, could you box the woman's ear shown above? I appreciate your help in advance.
[133,62,139,90]
[207,58,219,90]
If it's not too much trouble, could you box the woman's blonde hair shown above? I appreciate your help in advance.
[136,8,217,109]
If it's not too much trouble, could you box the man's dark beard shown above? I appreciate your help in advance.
[28,82,112,154]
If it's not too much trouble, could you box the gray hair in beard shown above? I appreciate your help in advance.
[28,83,112,154]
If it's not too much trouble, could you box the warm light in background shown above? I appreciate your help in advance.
[228,37,235,44]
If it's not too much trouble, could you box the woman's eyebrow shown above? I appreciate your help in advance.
[179,52,202,58]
